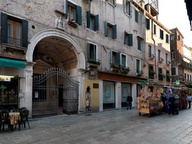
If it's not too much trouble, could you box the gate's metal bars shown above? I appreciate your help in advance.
[32,67,79,117]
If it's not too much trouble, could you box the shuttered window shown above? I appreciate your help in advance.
[87,42,98,63]
[135,10,139,23]
[86,11,99,31]
[1,13,28,48]
[104,21,117,39]
[124,31,133,46]
[146,18,150,30]
[136,59,140,73]
[123,0,131,16]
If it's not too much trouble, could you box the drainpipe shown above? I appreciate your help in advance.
[151,20,156,79]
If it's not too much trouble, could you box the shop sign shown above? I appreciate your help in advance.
[0,75,14,82]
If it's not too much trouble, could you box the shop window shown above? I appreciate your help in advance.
[87,42,100,65]
[124,31,133,46]
[104,21,117,39]
[86,11,99,31]
[1,13,28,48]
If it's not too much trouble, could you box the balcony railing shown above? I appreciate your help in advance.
[88,58,100,66]
[2,37,22,47]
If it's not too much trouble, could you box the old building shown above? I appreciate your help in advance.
[144,1,172,90]
[0,0,172,117]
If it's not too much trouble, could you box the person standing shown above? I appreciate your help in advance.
[126,93,133,110]
[85,86,91,111]
[187,95,192,109]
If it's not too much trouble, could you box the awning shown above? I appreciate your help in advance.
[0,58,26,68]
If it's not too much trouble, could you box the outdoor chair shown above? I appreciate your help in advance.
[18,109,30,130]
[0,109,10,132]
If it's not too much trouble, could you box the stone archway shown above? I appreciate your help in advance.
[24,29,85,116]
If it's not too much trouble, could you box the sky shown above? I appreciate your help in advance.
[158,0,192,48]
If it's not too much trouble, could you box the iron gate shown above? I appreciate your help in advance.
[32,67,79,117]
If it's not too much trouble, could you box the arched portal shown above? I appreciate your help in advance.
[25,29,85,117]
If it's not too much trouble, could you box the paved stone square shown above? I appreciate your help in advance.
[1,108,192,144]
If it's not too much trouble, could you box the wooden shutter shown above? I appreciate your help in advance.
[123,0,126,13]
[86,11,90,28]
[87,43,90,61]
[136,59,140,73]
[64,0,68,19]
[124,31,126,44]
[116,52,120,65]
[22,19,28,48]
[94,15,99,31]
[104,21,108,37]
[1,13,8,44]
[112,24,117,39]
[128,34,133,46]
[76,6,82,25]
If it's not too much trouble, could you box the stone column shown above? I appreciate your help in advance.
[132,84,137,108]
[99,80,103,112]
[20,62,34,118]
[115,82,121,109]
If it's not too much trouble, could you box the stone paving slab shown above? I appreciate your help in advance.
[1,108,192,144]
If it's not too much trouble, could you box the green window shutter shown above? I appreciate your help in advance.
[148,45,151,57]
[76,6,82,25]
[93,46,96,60]
[94,15,99,31]
[86,11,90,28]
[136,59,140,73]
[1,13,8,44]
[112,24,117,39]
[124,31,126,44]
[104,21,108,37]
[22,19,28,48]
[122,55,126,66]
[128,34,133,46]
[65,0,68,19]
[114,0,116,6]
[135,10,138,23]
[129,1,132,16]
[116,52,120,65]
[87,43,90,61]
[123,0,126,13]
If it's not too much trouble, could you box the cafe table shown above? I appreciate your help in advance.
[9,112,20,131]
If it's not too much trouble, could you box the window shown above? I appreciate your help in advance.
[158,68,163,81]
[87,42,98,64]
[148,45,152,57]
[124,31,133,46]
[121,54,127,67]
[64,0,82,25]
[135,10,139,23]
[137,37,143,51]
[177,35,180,40]
[111,51,120,66]
[170,34,174,40]
[171,52,175,60]
[149,65,154,79]
[124,0,131,16]
[171,67,176,75]
[160,29,164,39]
[166,34,169,43]
[166,70,170,82]
[153,24,156,34]
[108,0,116,5]
[146,18,150,30]
[136,59,141,73]
[104,21,117,39]
[86,11,99,31]
[1,13,28,48]
[158,50,161,61]
[166,53,168,64]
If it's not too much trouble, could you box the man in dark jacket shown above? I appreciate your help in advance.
[127,94,133,110]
